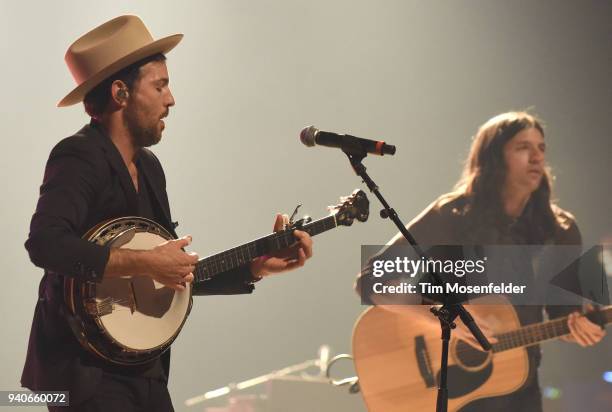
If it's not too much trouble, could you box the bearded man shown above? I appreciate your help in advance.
[23,15,312,411]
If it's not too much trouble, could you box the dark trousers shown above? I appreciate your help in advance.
[47,371,173,412]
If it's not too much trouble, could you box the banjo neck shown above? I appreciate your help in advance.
[193,215,337,283]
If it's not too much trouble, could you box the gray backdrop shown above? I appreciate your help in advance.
[1,1,610,411]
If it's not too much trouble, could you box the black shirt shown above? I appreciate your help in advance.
[97,156,167,381]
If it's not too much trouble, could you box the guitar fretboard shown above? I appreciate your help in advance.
[193,215,337,282]
[492,306,612,352]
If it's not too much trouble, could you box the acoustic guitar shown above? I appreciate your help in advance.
[352,295,611,412]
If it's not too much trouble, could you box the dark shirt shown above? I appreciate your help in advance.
[137,159,158,223]
[97,156,167,380]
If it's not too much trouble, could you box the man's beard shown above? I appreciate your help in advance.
[123,105,161,148]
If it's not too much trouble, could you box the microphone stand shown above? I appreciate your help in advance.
[343,146,491,412]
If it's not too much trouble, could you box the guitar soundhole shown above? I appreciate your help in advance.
[454,340,489,369]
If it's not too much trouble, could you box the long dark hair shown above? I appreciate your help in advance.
[451,111,560,243]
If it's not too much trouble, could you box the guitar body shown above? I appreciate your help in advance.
[64,217,193,365]
[352,296,530,412]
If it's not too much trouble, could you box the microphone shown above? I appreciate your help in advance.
[300,126,396,156]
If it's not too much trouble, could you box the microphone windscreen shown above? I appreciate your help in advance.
[300,126,317,147]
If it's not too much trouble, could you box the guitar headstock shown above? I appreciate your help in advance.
[330,189,369,226]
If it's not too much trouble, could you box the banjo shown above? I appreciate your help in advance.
[64,189,369,365]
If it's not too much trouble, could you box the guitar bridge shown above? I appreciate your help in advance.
[415,335,435,388]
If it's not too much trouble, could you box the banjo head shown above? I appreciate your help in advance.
[68,217,192,364]
[96,229,192,351]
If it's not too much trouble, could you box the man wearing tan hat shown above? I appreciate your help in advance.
[23,15,313,411]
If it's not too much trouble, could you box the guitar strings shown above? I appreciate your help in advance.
[449,319,571,362]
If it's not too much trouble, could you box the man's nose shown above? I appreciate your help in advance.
[166,89,175,107]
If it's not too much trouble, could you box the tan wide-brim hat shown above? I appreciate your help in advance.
[58,15,183,107]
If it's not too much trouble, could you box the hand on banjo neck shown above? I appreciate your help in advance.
[102,213,314,291]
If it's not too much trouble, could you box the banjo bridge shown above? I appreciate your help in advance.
[85,298,114,317]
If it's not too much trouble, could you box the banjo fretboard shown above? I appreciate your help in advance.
[193,215,337,282]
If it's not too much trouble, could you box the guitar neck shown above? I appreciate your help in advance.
[193,215,337,283]
[492,306,612,353]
